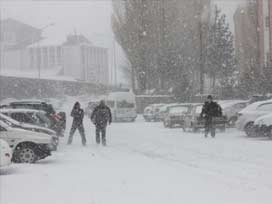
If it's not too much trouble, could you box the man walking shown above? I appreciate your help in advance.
[67,102,87,146]
[200,95,222,138]
[91,100,112,146]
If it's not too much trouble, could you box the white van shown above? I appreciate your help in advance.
[106,91,137,122]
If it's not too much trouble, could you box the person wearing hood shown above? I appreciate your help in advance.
[91,100,112,146]
[200,95,222,138]
[67,102,87,146]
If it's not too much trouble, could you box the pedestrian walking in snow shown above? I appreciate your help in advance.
[200,95,222,138]
[67,102,87,146]
[91,100,112,146]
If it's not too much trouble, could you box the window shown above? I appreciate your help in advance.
[117,100,135,108]
[169,106,189,114]
[257,103,272,111]
[106,100,115,108]
[10,113,33,123]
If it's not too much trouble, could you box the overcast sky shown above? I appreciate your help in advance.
[0,0,248,83]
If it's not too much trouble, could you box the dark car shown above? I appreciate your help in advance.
[163,104,191,128]
[184,104,227,132]
[2,101,66,136]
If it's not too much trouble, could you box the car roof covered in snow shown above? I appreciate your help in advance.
[9,100,48,105]
[240,99,272,113]
[220,100,248,109]
[0,108,46,114]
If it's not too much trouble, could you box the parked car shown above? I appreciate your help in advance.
[236,99,272,137]
[1,100,66,135]
[253,113,272,138]
[184,103,227,132]
[0,139,12,168]
[0,121,55,163]
[163,104,191,128]
[143,104,165,122]
[0,113,59,150]
[221,100,248,126]
[0,108,64,137]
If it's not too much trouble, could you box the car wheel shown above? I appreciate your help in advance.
[14,143,38,163]
[244,122,255,137]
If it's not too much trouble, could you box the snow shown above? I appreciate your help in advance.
[1,108,272,204]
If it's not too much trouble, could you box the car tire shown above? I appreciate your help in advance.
[13,143,38,163]
[244,122,255,137]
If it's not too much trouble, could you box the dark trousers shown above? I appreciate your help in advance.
[96,126,106,145]
[68,123,86,145]
[205,117,215,137]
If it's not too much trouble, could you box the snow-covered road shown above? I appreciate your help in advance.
[1,117,272,204]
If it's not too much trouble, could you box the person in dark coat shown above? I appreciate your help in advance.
[91,100,112,146]
[67,102,86,146]
[200,95,222,138]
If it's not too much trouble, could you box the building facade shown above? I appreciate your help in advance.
[257,0,272,67]
[234,3,259,78]
[62,40,109,85]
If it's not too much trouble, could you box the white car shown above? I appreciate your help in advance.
[254,113,272,138]
[0,139,12,168]
[221,100,248,126]
[0,113,58,150]
[236,99,272,136]
[0,121,55,163]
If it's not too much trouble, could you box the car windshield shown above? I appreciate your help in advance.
[169,106,188,114]
[117,100,135,108]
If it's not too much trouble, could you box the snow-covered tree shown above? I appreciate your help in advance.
[112,0,210,95]
[205,7,237,98]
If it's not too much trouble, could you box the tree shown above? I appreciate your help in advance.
[112,0,210,95]
[205,7,237,98]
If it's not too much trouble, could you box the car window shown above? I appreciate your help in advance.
[169,106,189,114]
[257,103,272,111]
[117,100,135,108]
[106,100,115,108]
[10,113,33,123]
[234,103,247,109]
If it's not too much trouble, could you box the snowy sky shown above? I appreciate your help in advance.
[0,0,248,44]
[0,0,248,84]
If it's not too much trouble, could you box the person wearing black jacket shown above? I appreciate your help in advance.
[67,102,87,145]
[200,95,222,138]
[91,100,112,146]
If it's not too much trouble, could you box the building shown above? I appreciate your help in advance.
[257,0,272,67]
[62,34,109,85]
[0,18,42,70]
[234,3,259,78]
[0,18,41,50]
